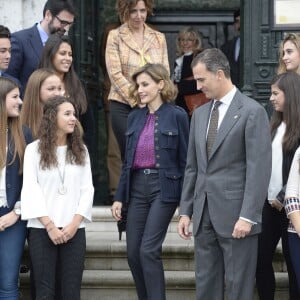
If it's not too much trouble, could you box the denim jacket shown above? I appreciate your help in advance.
[115,103,189,204]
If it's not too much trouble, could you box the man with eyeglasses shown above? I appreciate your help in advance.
[6,0,75,92]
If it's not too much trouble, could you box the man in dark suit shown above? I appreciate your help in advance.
[221,9,240,88]
[6,0,75,90]
[178,48,271,300]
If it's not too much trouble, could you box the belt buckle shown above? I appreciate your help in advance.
[143,169,151,175]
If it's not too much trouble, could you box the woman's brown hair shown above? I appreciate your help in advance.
[39,34,88,114]
[0,77,26,173]
[38,96,86,169]
[116,0,153,23]
[129,63,177,106]
[270,72,300,151]
[21,68,59,139]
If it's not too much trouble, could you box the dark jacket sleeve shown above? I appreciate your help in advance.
[79,103,96,159]
[6,34,23,80]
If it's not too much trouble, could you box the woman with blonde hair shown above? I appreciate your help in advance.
[173,26,208,117]
[0,77,32,298]
[111,63,189,300]
[277,33,300,74]
[21,68,62,139]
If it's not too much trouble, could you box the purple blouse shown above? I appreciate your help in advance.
[133,113,156,169]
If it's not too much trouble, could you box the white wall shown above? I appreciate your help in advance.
[0,0,44,32]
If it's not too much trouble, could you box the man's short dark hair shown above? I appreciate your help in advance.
[0,25,11,39]
[43,0,76,18]
[234,9,240,22]
[191,48,231,78]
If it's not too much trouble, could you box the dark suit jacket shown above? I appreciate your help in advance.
[2,126,33,216]
[179,90,272,237]
[6,24,43,89]
[221,37,240,88]
[114,103,189,204]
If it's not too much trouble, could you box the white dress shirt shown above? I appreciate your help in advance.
[207,86,237,138]
[268,122,285,202]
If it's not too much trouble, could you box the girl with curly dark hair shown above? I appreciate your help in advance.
[21,96,94,300]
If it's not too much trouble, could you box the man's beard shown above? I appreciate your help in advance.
[48,20,66,36]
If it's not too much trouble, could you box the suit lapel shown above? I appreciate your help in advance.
[208,93,242,159]
[119,24,140,54]
[198,102,213,163]
[29,26,43,60]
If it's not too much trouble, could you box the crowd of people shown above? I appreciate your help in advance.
[1,0,300,299]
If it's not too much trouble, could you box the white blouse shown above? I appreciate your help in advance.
[268,122,285,201]
[0,166,7,208]
[21,140,94,228]
[285,146,300,233]
[0,146,7,208]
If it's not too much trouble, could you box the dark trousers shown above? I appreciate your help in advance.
[289,232,300,292]
[28,228,86,300]
[256,201,300,299]
[109,100,132,161]
[126,170,177,300]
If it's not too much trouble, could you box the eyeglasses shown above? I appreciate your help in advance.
[54,15,74,28]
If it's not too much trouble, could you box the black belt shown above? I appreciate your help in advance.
[135,168,159,175]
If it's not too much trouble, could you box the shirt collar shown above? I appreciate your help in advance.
[215,86,237,107]
[37,22,49,46]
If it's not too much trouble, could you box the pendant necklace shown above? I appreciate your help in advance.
[58,160,67,195]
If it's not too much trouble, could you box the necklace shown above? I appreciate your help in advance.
[58,160,67,195]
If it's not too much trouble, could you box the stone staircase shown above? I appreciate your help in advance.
[19,207,289,300]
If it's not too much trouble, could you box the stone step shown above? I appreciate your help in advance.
[85,232,194,271]
[19,270,289,300]
[87,206,181,233]
[19,206,290,299]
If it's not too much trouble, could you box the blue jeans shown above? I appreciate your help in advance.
[0,211,27,300]
[288,232,300,292]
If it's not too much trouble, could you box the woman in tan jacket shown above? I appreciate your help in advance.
[105,0,169,160]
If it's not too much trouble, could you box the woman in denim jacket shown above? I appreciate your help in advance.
[111,63,189,300]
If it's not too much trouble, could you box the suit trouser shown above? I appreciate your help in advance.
[256,201,299,300]
[194,202,257,300]
[28,228,86,300]
[126,170,177,300]
[109,100,132,161]
[106,112,121,196]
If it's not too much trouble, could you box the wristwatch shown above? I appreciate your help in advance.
[14,206,21,216]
